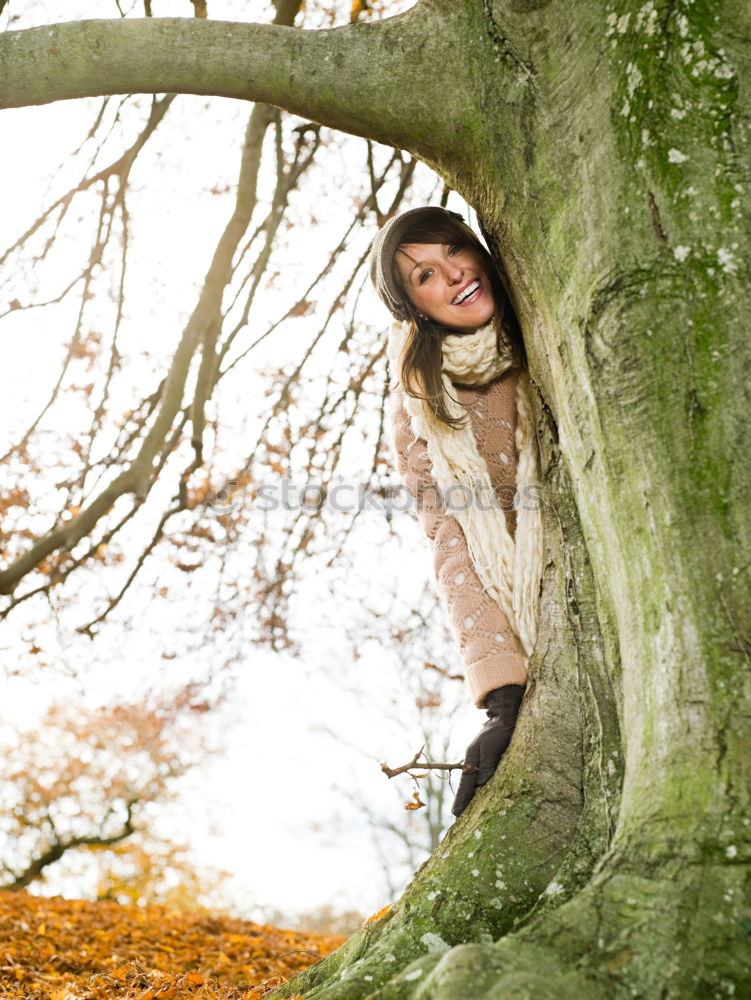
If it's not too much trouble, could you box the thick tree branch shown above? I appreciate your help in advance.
[188,100,278,462]
[0,6,477,164]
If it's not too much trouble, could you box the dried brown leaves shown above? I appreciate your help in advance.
[0,890,344,999]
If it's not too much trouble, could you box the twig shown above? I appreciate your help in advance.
[380,746,475,779]
[424,661,465,683]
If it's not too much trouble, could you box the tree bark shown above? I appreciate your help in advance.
[0,9,481,172]
[2,2,750,996]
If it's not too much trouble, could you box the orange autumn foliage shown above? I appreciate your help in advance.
[362,903,392,926]
[0,890,345,999]
[404,791,426,812]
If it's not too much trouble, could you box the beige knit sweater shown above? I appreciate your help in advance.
[391,368,528,708]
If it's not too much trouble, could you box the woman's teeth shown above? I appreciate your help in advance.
[452,280,480,305]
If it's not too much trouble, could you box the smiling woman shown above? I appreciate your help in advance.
[394,241,495,333]
[369,206,544,816]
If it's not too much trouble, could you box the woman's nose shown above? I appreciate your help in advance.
[445,262,463,282]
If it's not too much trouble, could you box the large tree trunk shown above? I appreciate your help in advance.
[2,2,749,996]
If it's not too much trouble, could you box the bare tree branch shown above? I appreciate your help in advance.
[0,95,174,468]
[1,94,174,270]
[380,747,474,780]
[0,8,305,599]
[1,800,138,892]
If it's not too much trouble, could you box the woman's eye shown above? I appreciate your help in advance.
[448,244,462,256]
[418,269,433,284]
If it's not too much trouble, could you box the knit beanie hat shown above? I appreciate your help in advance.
[368,206,477,321]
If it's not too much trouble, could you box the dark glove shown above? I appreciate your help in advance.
[452,684,526,817]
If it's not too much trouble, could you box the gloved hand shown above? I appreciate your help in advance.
[452,684,526,817]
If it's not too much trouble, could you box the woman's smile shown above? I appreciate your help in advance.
[395,241,496,332]
[451,277,481,306]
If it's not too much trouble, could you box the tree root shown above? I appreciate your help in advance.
[299,864,751,1000]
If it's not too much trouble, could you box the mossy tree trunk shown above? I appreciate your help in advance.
[2,1,749,995]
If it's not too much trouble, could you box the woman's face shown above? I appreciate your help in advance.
[395,241,495,333]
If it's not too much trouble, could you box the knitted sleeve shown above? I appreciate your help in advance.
[391,389,528,708]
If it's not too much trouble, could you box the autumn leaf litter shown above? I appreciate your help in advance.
[0,891,345,999]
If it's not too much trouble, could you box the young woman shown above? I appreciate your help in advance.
[369,206,543,816]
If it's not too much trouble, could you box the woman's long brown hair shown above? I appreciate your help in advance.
[392,215,526,429]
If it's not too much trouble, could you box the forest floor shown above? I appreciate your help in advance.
[0,890,346,999]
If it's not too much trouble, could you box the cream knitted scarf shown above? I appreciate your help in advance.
[388,319,543,659]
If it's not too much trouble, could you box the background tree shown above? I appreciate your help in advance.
[0,684,220,893]
[93,839,234,912]
[1,1,749,998]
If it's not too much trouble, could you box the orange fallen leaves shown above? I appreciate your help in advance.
[0,891,345,1000]
[362,904,392,926]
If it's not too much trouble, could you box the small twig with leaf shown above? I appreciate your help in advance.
[380,745,476,810]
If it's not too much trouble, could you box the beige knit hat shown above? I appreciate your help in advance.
[368,206,476,320]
